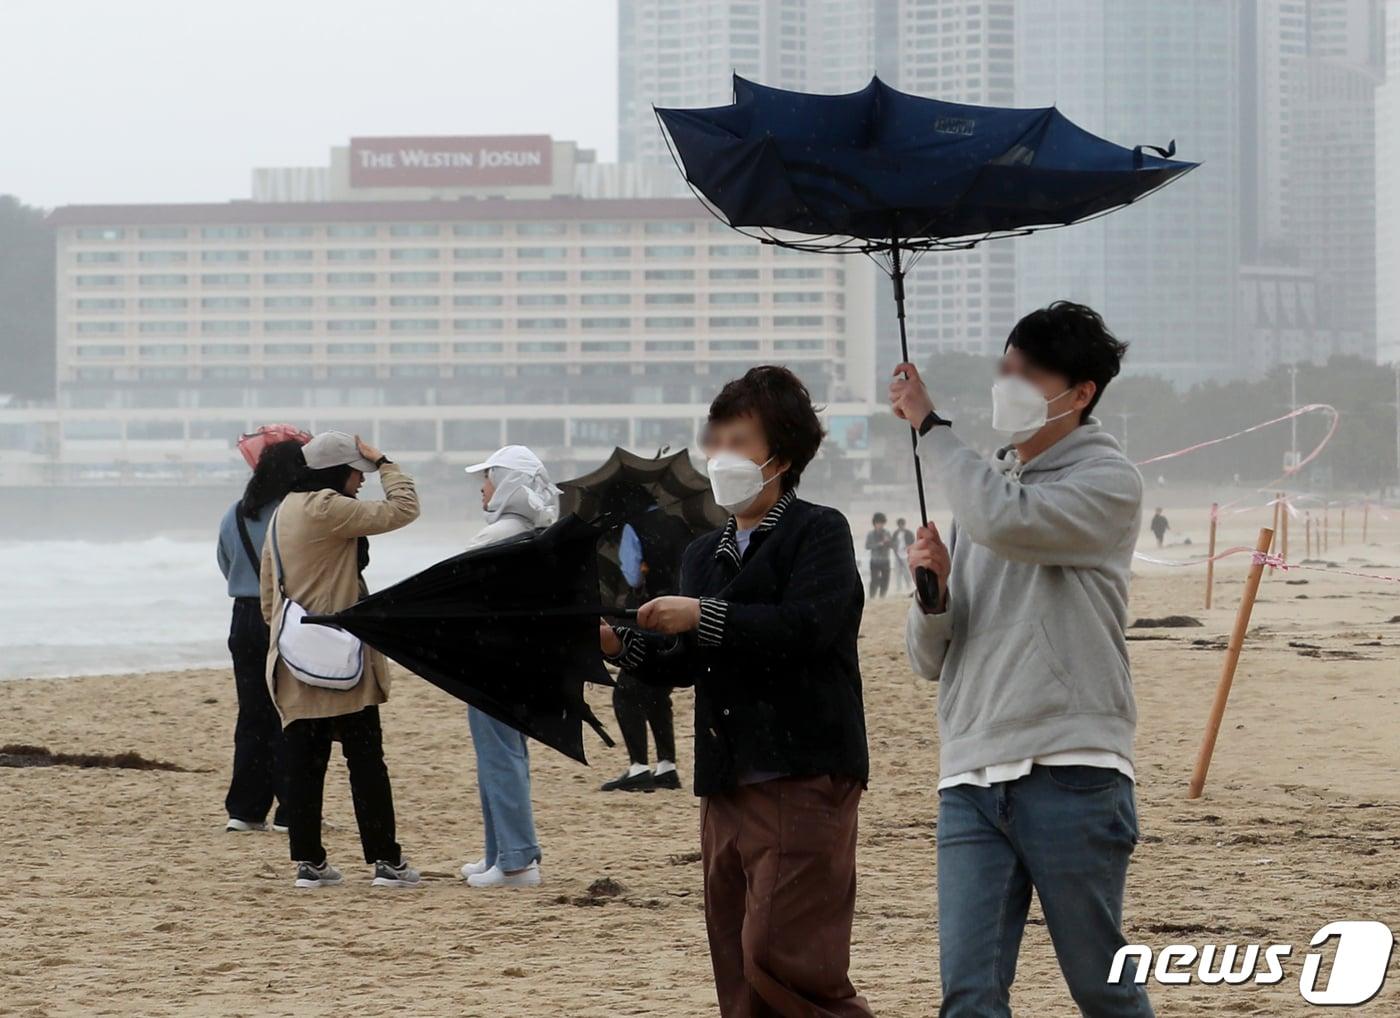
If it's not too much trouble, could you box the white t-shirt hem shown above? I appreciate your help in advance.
[938,750,1135,791]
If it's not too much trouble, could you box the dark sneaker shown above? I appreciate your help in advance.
[371,859,422,888]
[601,768,655,793]
[294,860,343,889]
[652,769,682,790]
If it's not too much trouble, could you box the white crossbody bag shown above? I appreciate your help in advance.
[269,508,364,691]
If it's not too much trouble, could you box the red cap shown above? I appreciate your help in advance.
[237,424,311,469]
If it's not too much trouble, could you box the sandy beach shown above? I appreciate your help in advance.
[3,512,1399,1017]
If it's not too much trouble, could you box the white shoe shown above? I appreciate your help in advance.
[271,823,288,834]
[460,858,490,880]
[225,818,269,833]
[294,860,343,889]
[466,862,541,888]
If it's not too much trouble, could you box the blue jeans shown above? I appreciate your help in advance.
[937,765,1154,1018]
[468,706,541,872]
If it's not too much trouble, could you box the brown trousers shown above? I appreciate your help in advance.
[700,775,874,1018]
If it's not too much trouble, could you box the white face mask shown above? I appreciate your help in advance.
[706,452,777,514]
[991,375,1075,443]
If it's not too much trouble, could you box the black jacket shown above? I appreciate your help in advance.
[618,495,869,797]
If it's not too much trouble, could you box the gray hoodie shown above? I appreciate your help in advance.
[905,419,1143,778]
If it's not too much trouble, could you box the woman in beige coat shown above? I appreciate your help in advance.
[259,431,421,889]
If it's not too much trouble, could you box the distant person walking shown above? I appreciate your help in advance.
[891,517,915,593]
[216,435,305,834]
[459,446,557,888]
[261,432,422,890]
[865,512,893,598]
[1149,508,1170,548]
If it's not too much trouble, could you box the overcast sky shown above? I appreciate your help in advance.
[0,0,618,209]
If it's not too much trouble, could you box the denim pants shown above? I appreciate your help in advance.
[468,706,541,872]
[936,765,1155,1018]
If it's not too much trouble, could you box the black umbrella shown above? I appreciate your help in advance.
[303,514,625,764]
[656,75,1198,605]
[559,447,728,610]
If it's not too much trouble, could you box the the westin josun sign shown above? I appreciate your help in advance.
[349,135,553,188]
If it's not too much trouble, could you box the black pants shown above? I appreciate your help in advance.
[613,670,676,765]
[226,598,287,826]
[282,705,401,866]
[869,559,891,599]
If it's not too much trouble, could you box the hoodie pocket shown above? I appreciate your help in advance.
[938,619,1076,733]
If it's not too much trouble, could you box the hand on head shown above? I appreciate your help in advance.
[355,434,382,464]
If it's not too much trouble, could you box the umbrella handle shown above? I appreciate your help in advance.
[914,566,940,610]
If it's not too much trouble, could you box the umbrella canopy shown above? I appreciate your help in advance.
[559,447,727,610]
[655,75,1198,248]
[303,513,617,764]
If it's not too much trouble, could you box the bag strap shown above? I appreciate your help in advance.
[233,504,261,574]
[269,506,288,597]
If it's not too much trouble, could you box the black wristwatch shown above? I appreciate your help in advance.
[374,455,390,467]
[918,410,953,435]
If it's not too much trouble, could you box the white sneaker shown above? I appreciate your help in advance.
[225,818,269,833]
[371,859,423,889]
[460,858,490,880]
[467,862,541,888]
[294,860,343,889]
[271,823,288,834]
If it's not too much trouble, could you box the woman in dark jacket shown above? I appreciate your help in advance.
[215,436,305,833]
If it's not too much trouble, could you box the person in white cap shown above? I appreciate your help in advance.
[259,431,423,890]
[457,445,560,888]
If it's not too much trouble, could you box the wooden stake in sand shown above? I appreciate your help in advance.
[1280,496,1289,563]
[1269,494,1281,572]
[1305,512,1312,559]
[1188,527,1274,800]
[1204,502,1218,610]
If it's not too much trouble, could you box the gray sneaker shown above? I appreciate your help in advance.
[371,859,422,888]
[294,860,343,889]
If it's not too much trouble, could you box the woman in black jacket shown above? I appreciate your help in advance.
[601,366,872,1018]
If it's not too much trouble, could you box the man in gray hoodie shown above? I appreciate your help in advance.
[890,301,1153,1018]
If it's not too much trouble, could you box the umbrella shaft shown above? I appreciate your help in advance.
[890,240,930,529]
[302,607,639,625]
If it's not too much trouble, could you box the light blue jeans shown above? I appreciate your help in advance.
[468,706,541,872]
[936,764,1154,1017]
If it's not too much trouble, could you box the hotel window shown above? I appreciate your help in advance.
[266,320,314,333]
[774,315,822,327]
[327,272,376,285]
[265,343,314,355]
[517,318,568,331]
[77,322,122,334]
[139,251,187,264]
[328,320,376,332]
[328,224,377,238]
[454,247,505,260]
[265,249,314,262]
[580,270,630,282]
[581,317,630,330]
[455,295,503,307]
[453,223,504,237]
[201,226,251,239]
[579,222,628,235]
[646,293,694,305]
[712,340,759,351]
[389,271,439,284]
[571,419,629,444]
[139,298,188,311]
[774,339,824,351]
[518,294,567,306]
[772,267,822,279]
[644,316,694,328]
[204,321,251,334]
[390,318,439,331]
[580,293,630,305]
[328,343,376,355]
[443,419,503,448]
[64,419,124,440]
[265,225,314,238]
[328,249,377,261]
[391,342,440,354]
[711,316,759,328]
[77,298,124,310]
[644,340,695,351]
[711,292,759,305]
[581,340,630,352]
[710,268,759,280]
[139,227,187,239]
[391,295,440,307]
[138,344,189,358]
[203,250,250,263]
[774,292,823,303]
[74,345,124,358]
[264,272,313,285]
[518,270,566,283]
[199,273,248,285]
[580,246,630,259]
[644,245,695,258]
[265,296,312,309]
[390,224,440,237]
[518,341,567,352]
[76,227,124,240]
[77,251,123,263]
[645,269,693,281]
[710,244,753,257]
[518,222,565,236]
[454,270,503,283]
[452,341,505,354]
[517,246,567,259]
[205,343,251,356]
[264,366,313,381]
[74,368,117,382]
[390,247,439,261]
[644,221,694,234]
[139,321,187,334]
[328,295,375,308]
[453,318,504,331]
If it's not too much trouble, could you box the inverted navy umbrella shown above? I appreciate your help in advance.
[656,75,1198,604]
[303,514,626,764]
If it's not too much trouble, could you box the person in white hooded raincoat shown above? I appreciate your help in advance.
[458,445,561,888]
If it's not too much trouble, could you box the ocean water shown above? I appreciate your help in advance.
[0,528,470,680]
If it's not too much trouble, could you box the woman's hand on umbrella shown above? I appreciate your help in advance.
[889,362,935,425]
[599,622,622,657]
[636,596,701,635]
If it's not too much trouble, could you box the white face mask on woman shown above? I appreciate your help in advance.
[706,452,777,514]
[990,375,1076,444]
